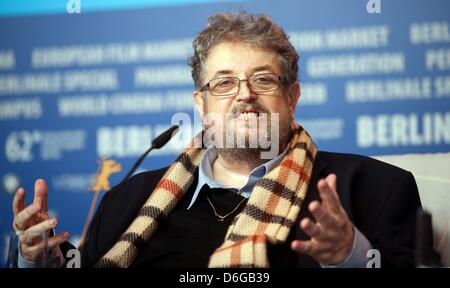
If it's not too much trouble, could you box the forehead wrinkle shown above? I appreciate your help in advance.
[202,42,283,82]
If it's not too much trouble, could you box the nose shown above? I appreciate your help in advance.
[234,79,257,102]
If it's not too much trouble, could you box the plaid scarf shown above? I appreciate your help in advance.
[96,123,317,268]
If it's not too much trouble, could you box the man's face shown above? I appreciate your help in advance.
[193,41,300,159]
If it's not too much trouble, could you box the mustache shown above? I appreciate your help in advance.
[230,103,270,116]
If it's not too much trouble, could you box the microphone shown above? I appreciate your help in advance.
[121,125,179,182]
[79,125,180,248]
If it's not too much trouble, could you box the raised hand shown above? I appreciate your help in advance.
[291,174,354,265]
[12,179,69,262]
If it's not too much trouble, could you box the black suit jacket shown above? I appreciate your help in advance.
[79,151,421,267]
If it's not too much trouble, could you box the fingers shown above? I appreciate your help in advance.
[33,179,48,212]
[317,174,341,214]
[309,201,334,228]
[292,174,354,264]
[291,239,314,254]
[13,202,41,231]
[21,232,70,262]
[20,218,58,245]
[300,218,322,240]
[291,218,325,256]
[13,187,26,216]
[325,173,337,191]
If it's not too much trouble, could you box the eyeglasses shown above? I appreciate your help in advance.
[200,73,284,96]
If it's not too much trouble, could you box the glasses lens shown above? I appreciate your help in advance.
[250,74,279,92]
[210,77,239,95]
[207,74,280,96]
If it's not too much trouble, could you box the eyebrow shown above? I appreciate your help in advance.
[210,65,277,79]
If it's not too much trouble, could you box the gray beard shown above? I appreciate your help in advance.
[216,114,292,163]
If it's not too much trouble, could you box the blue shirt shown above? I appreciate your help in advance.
[187,146,287,209]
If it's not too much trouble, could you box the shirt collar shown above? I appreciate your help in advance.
[187,145,287,209]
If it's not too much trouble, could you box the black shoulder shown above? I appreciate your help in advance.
[105,167,169,204]
[96,166,169,221]
[316,150,412,178]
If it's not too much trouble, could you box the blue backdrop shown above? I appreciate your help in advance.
[1,0,449,266]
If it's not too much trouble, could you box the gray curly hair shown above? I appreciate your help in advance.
[188,12,299,91]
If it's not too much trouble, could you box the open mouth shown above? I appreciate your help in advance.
[233,108,266,120]
[235,111,260,120]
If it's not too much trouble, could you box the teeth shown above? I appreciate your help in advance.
[238,112,258,120]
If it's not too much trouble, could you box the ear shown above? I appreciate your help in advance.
[193,90,205,119]
[287,82,300,118]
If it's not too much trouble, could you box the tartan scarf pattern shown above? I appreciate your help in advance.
[96,123,317,268]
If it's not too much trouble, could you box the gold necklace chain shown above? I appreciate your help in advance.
[205,195,247,222]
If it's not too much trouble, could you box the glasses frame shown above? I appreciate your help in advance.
[200,73,285,96]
